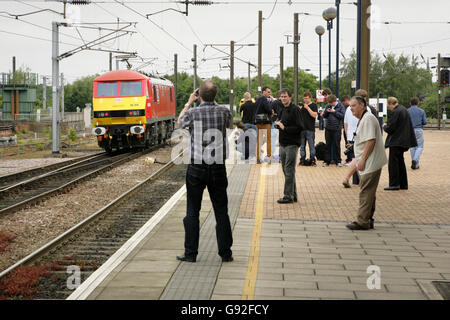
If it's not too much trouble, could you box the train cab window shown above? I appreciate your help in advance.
[162,87,166,97]
[120,81,142,96]
[170,87,173,102]
[97,82,118,97]
[146,82,150,99]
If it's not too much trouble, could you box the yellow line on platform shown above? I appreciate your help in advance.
[242,164,266,300]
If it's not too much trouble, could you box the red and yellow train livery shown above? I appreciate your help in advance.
[92,70,176,153]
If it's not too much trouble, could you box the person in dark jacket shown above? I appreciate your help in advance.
[322,94,345,166]
[274,88,304,204]
[239,92,256,131]
[254,86,273,163]
[383,97,418,191]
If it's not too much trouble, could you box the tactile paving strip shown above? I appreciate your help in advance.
[160,164,251,300]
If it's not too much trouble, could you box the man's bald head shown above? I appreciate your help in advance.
[199,80,218,102]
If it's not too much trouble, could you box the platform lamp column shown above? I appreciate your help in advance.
[322,7,336,91]
[315,26,325,91]
[335,0,340,98]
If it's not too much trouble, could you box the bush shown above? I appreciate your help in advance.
[36,143,44,151]
[68,128,77,142]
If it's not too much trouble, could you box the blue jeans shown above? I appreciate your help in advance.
[271,122,278,156]
[410,128,424,165]
[184,164,233,258]
[300,130,316,162]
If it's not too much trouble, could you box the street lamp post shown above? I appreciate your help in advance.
[335,0,341,98]
[322,7,337,91]
[315,25,325,90]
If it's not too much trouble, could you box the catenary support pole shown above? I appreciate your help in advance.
[52,22,60,154]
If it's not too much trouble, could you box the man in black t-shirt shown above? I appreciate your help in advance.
[298,91,318,166]
[239,92,256,130]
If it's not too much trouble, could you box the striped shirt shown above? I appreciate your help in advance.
[179,102,233,164]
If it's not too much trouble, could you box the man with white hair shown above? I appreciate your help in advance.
[346,96,387,230]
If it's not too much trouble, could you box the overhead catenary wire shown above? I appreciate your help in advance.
[113,0,193,53]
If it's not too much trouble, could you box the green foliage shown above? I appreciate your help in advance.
[36,143,44,151]
[164,67,319,114]
[325,51,433,107]
[64,75,98,112]
[67,127,77,142]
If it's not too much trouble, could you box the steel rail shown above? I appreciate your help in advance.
[0,150,183,282]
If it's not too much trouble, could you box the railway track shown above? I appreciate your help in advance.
[0,147,159,216]
[0,152,106,191]
[0,151,186,299]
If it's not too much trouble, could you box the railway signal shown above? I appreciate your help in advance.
[441,69,450,86]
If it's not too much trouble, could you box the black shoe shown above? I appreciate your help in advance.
[277,197,294,204]
[384,186,400,191]
[293,198,298,203]
[346,221,369,230]
[370,218,374,229]
[176,254,196,262]
[411,160,417,169]
[222,256,234,262]
[311,160,317,167]
[400,186,408,190]
[299,160,305,166]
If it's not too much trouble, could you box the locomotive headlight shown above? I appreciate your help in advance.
[92,127,106,136]
[130,126,144,135]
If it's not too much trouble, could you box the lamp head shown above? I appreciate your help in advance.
[322,7,337,21]
[315,25,325,36]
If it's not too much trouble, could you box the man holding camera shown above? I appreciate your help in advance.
[322,94,345,166]
[298,91,318,166]
[274,88,304,204]
[176,80,234,262]
[346,96,387,230]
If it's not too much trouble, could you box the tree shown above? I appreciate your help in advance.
[324,51,433,108]
[63,75,97,112]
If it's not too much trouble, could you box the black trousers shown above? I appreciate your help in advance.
[388,147,408,189]
[184,163,233,258]
[324,128,342,164]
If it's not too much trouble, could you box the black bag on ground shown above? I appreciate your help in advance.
[315,142,327,161]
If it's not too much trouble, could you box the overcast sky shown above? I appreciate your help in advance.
[1,0,449,85]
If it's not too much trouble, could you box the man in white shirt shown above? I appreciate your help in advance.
[346,96,387,230]
[342,102,372,188]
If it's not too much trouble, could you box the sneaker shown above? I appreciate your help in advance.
[311,160,317,166]
[344,162,350,167]
[337,162,343,167]
[322,162,329,167]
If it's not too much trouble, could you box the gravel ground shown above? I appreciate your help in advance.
[0,145,179,272]
[0,152,96,176]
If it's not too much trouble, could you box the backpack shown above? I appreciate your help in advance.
[315,142,327,161]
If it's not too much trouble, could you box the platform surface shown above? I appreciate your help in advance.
[68,129,450,300]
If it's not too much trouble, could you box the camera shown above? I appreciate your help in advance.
[274,120,286,129]
[344,143,354,156]
[194,88,199,97]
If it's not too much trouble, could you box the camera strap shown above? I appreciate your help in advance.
[356,109,368,129]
